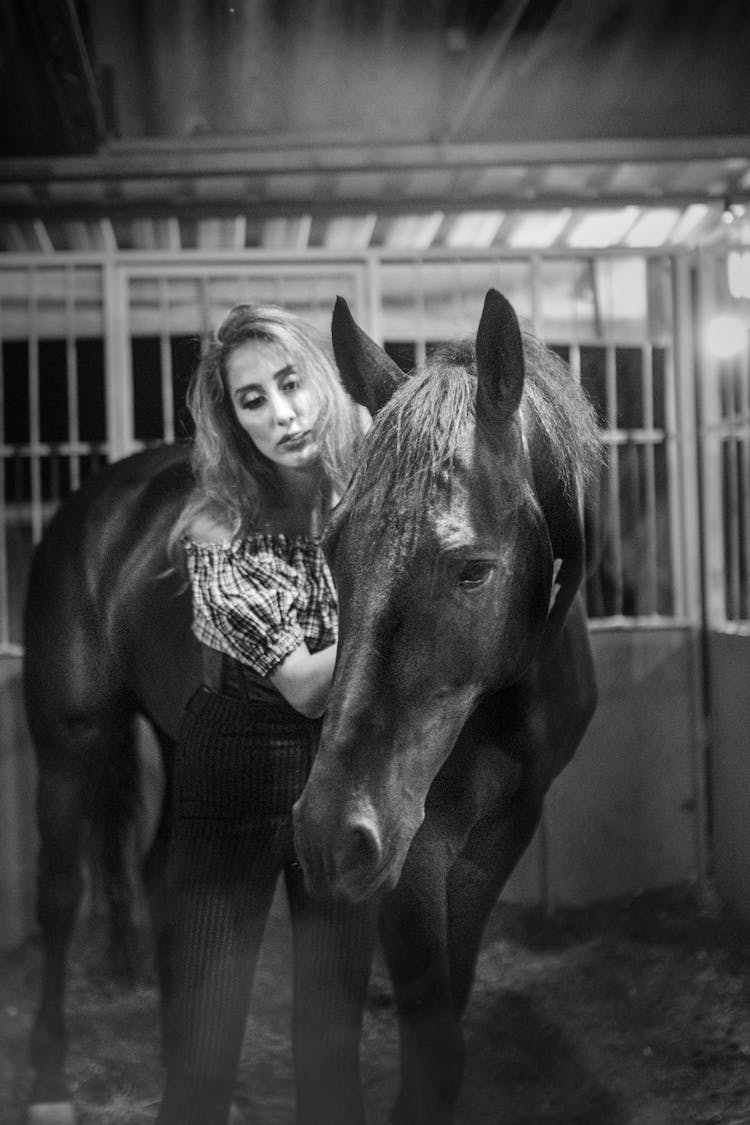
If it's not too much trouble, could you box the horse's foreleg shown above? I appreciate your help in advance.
[446,602,596,1017]
[30,764,87,1109]
[446,787,544,1019]
[379,830,465,1125]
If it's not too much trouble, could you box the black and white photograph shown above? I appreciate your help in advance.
[1,2,749,1123]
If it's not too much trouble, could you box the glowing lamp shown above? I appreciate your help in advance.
[705,314,746,360]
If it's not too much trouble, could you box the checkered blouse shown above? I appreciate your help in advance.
[182,533,338,677]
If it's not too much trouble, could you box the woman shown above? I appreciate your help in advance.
[157,303,377,1125]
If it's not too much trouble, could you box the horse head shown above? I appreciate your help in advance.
[294,289,556,902]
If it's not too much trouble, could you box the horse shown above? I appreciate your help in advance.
[22,288,599,1125]
[22,441,199,1121]
[293,289,602,1124]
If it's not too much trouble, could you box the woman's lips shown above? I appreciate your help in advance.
[278,430,310,449]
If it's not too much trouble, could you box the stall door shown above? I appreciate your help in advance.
[697,252,750,921]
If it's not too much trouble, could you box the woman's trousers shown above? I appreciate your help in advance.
[156,688,378,1125]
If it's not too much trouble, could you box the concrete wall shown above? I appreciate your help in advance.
[708,632,750,923]
[0,657,36,951]
[0,625,712,951]
[505,625,708,908]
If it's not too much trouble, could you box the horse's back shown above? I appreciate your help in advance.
[23,444,199,754]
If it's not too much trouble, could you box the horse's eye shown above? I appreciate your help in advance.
[457,561,495,589]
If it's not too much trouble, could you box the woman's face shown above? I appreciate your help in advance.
[225,338,321,470]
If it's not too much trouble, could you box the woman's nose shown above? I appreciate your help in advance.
[270,391,295,424]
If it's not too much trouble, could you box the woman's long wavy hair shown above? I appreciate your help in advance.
[170,303,367,549]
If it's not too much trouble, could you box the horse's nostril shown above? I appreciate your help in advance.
[341,821,383,878]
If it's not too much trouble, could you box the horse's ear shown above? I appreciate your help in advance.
[332,296,405,415]
[475,288,525,423]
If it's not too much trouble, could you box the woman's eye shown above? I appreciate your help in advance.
[458,561,495,589]
[241,396,264,410]
[282,378,299,392]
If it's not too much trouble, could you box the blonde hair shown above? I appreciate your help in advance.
[169,303,366,550]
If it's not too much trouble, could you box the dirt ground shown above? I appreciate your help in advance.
[2,882,750,1125]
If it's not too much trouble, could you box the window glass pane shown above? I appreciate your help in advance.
[592,258,648,341]
[646,257,673,338]
[539,258,597,339]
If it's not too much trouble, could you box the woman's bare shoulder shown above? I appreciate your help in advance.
[185,506,233,543]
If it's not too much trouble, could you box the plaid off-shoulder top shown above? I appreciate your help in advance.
[182,533,337,677]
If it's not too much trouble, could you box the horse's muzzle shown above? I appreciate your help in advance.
[292,791,406,903]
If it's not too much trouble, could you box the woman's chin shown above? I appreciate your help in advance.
[276,441,321,470]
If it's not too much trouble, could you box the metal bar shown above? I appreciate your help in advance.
[365,253,380,341]
[159,278,175,444]
[725,430,741,622]
[642,344,660,613]
[530,254,542,337]
[6,135,748,179]
[0,247,700,276]
[28,268,43,545]
[0,291,8,650]
[606,345,624,614]
[65,265,81,492]
[0,441,107,457]
[668,257,700,624]
[200,275,212,347]
[740,435,750,620]
[105,260,133,461]
[738,341,750,620]
[453,257,464,335]
[2,194,741,226]
[415,260,426,366]
[696,252,727,627]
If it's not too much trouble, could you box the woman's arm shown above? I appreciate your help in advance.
[269,642,338,719]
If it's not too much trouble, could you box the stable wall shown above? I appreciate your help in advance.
[708,632,750,923]
[1,627,710,951]
[0,657,36,951]
[504,626,707,908]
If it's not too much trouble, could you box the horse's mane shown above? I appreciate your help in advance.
[345,332,602,515]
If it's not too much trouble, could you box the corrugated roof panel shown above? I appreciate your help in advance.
[507,209,574,248]
[383,213,445,249]
[624,208,681,247]
[566,207,641,248]
[442,211,505,248]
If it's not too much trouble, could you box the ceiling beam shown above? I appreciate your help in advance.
[1,139,749,223]
[0,195,737,228]
[3,135,748,184]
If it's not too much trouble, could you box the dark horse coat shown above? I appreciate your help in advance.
[24,289,600,1124]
